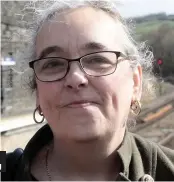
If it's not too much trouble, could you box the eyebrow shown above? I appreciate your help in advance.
[38,42,108,59]
[38,46,65,59]
[80,42,108,51]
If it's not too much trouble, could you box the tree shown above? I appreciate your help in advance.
[139,23,174,77]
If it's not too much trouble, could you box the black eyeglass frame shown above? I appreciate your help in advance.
[29,51,123,82]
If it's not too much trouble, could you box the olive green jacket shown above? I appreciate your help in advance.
[117,130,174,181]
[2,124,174,181]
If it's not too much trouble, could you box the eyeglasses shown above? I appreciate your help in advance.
[29,51,123,82]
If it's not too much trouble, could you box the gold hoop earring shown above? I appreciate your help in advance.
[131,100,141,116]
[33,106,45,124]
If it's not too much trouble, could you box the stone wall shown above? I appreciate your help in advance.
[1,1,35,117]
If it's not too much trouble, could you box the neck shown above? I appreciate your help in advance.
[48,129,125,180]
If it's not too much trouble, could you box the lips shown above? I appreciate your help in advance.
[63,100,98,107]
[70,101,92,105]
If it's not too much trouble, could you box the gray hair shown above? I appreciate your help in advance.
[19,0,157,104]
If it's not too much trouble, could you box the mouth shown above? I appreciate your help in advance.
[64,101,98,108]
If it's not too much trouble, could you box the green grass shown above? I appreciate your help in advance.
[136,20,174,34]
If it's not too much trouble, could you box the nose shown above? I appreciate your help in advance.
[64,62,88,90]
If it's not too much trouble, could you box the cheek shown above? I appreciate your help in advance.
[91,64,134,110]
[112,70,133,106]
[37,81,62,109]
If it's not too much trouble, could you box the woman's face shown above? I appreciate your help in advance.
[35,7,142,141]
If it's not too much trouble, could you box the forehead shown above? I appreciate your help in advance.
[36,7,128,57]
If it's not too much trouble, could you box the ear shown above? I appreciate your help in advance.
[132,64,142,101]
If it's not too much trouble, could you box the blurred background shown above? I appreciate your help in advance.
[1,0,174,152]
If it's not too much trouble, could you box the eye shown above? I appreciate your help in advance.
[43,61,60,69]
[42,58,66,70]
[85,56,109,64]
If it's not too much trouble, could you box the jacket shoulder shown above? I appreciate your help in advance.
[130,132,174,161]
[130,132,174,180]
[1,148,23,181]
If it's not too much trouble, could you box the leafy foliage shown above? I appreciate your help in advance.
[133,13,174,78]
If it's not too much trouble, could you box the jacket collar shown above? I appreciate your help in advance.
[117,128,132,178]
[21,124,53,180]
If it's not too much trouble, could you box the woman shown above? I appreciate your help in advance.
[2,0,174,181]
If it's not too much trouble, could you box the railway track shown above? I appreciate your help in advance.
[130,98,174,149]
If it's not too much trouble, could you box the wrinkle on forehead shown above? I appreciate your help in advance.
[36,7,130,57]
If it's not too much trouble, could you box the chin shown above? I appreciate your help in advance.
[72,135,100,143]
[55,115,106,142]
[69,127,102,143]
